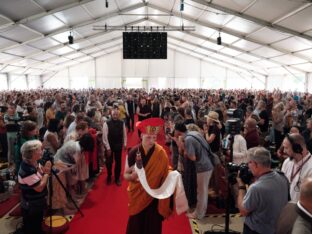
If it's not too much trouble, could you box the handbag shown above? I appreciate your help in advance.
[186,133,221,166]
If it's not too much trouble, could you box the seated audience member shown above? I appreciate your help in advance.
[243,118,260,149]
[282,133,312,202]
[237,147,289,234]
[292,177,312,234]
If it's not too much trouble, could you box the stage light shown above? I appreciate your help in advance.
[217,32,222,45]
[105,0,109,8]
[68,31,74,44]
[180,0,184,11]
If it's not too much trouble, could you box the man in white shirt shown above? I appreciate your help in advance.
[282,133,312,202]
[225,133,248,165]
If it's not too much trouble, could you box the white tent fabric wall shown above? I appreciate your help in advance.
[27,75,41,89]
[10,74,27,90]
[69,60,94,89]
[0,0,312,90]
[0,74,8,91]
[267,74,305,92]
[39,48,276,90]
[96,52,122,89]
[42,69,69,89]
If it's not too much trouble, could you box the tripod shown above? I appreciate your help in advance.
[47,163,84,234]
[205,134,240,234]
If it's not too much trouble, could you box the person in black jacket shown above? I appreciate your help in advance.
[102,109,127,186]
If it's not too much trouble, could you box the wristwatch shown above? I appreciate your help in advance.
[238,185,246,190]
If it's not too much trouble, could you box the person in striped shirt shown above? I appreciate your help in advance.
[18,140,51,234]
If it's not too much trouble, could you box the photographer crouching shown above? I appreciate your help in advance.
[236,147,289,234]
[18,140,51,234]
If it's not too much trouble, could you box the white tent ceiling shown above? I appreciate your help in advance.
[0,0,311,77]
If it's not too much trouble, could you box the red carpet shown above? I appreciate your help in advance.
[0,193,20,218]
[67,129,192,234]
[8,204,21,217]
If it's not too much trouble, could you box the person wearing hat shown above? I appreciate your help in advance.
[204,111,222,155]
[124,118,172,234]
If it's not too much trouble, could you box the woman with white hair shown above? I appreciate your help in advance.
[18,140,51,234]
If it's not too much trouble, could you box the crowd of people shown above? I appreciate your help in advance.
[0,88,312,234]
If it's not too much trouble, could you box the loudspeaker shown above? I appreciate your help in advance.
[286,134,303,154]
[68,35,74,44]
[217,36,222,45]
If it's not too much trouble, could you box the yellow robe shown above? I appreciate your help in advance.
[127,143,172,218]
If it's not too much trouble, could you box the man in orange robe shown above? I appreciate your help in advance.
[124,118,172,234]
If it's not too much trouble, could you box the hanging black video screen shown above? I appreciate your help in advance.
[123,32,167,59]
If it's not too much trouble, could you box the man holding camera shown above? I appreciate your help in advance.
[237,147,289,234]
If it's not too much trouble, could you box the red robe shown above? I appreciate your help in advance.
[84,128,98,171]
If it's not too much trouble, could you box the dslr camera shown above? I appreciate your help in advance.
[40,149,55,165]
[227,162,253,185]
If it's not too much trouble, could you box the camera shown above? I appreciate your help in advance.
[227,162,253,185]
[40,149,55,165]
[268,144,280,168]
[225,118,241,135]
[165,127,171,135]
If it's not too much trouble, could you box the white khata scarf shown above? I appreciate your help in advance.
[134,164,189,215]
